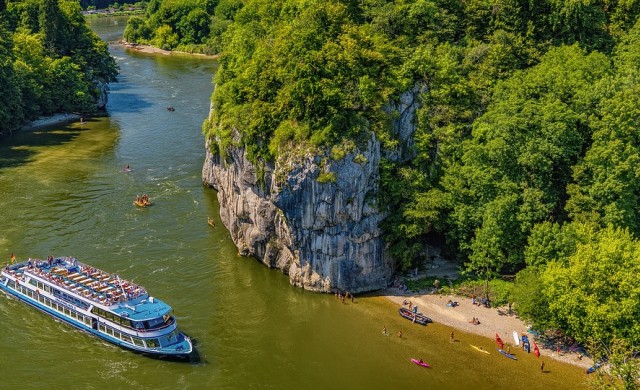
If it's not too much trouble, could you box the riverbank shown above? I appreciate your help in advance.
[119,41,220,59]
[19,113,82,132]
[384,288,595,371]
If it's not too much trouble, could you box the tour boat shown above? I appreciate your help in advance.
[0,256,192,358]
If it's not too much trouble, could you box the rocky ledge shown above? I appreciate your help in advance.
[202,84,424,293]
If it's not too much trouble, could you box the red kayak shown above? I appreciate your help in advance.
[411,358,431,368]
[533,341,540,358]
[496,333,504,349]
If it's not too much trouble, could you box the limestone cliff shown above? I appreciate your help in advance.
[202,84,424,293]
[95,80,109,110]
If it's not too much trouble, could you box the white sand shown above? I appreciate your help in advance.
[19,113,82,131]
[384,288,594,370]
[119,41,219,59]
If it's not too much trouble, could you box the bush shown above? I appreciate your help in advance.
[317,172,336,183]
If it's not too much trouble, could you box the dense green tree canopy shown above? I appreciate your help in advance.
[0,0,117,134]
[123,0,239,54]
[146,0,640,375]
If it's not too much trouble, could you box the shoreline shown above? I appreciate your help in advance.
[18,113,83,132]
[118,41,220,60]
[383,288,594,371]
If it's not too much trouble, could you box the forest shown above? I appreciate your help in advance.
[0,0,637,383]
[105,0,640,384]
[0,0,117,134]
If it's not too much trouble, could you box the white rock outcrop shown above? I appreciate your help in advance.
[202,84,424,293]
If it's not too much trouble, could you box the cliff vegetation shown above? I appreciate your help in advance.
[201,0,640,378]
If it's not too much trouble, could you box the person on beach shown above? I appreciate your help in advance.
[540,361,545,372]
[450,330,454,343]
[382,326,388,336]
[398,331,402,338]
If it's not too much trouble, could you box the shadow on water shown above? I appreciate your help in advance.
[108,91,154,113]
[0,124,84,170]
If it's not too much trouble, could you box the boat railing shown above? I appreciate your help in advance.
[12,259,148,307]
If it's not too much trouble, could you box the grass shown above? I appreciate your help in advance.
[403,276,513,307]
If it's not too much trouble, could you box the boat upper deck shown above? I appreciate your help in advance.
[4,257,148,308]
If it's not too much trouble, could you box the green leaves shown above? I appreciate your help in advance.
[541,225,640,346]
[0,0,116,133]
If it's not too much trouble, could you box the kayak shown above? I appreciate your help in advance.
[471,344,490,354]
[495,333,504,349]
[513,331,520,346]
[586,362,602,374]
[411,358,431,368]
[521,334,531,353]
[498,348,517,360]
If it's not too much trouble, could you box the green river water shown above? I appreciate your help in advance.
[0,16,590,390]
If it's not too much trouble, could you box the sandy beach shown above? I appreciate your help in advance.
[19,113,82,131]
[119,41,220,59]
[384,288,594,371]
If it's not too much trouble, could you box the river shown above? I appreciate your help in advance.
[0,16,589,390]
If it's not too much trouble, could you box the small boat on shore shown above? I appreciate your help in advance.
[533,341,540,357]
[586,362,602,374]
[0,256,192,358]
[495,333,504,349]
[398,307,432,325]
[498,348,517,360]
[411,358,431,368]
[522,334,531,353]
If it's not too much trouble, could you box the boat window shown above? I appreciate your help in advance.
[8,280,14,288]
[29,279,37,286]
[132,338,144,347]
[145,317,165,329]
[145,339,159,348]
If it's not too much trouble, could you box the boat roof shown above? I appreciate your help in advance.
[111,296,171,321]
[3,257,170,318]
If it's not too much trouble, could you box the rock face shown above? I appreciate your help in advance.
[95,80,109,110]
[202,84,423,293]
